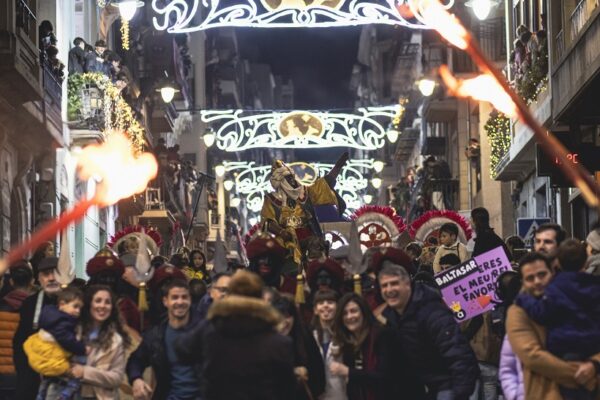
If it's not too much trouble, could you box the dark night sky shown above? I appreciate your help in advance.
[237,26,362,109]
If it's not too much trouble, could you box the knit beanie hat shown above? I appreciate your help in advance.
[586,229,600,252]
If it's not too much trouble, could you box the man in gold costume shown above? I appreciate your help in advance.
[260,152,349,272]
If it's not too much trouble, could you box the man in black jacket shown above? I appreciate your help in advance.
[127,279,201,400]
[378,262,479,400]
[12,257,61,400]
[67,37,86,74]
[176,270,296,400]
[471,207,511,259]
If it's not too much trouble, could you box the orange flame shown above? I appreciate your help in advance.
[439,65,518,117]
[411,0,469,49]
[77,132,158,206]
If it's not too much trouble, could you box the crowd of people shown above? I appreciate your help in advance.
[67,37,131,90]
[37,19,131,91]
[0,206,599,400]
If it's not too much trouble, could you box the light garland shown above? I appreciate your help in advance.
[152,0,455,32]
[120,18,130,50]
[67,72,145,153]
[392,98,407,127]
[223,159,377,212]
[485,112,511,178]
[201,106,402,151]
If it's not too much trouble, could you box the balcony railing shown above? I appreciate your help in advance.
[555,30,565,60]
[67,73,145,152]
[15,0,36,39]
[42,63,62,133]
[404,174,459,223]
[570,0,599,41]
[479,17,506,62]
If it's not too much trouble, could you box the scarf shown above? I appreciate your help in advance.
[270,163,305,204]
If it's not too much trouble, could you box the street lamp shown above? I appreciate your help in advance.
[159,85,179,103]
[203,128,216,148]
[230,197,241,207]
[373,160,385,173]
[363,194,373,204]
[417,79,436,97]
[223,179,234,191]
[386,127,399,144]
[466,0,498,21]
[114,0,144,21]
[371,177,382,189]
[215,164,226,178]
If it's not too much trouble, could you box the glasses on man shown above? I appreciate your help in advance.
[212,286,229,294]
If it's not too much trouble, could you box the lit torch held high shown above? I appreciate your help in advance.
[411,0,600,207]
[5,133,158,265]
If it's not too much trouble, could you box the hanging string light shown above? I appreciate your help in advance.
[485,113,511,178]
[120,18,130,50]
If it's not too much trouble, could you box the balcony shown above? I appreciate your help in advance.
[494,88,551,181]
[134,187,175,231]
[0,0,42,107]
[570,0,599,42]
[67,73,145,151]
[552,0,600,121]
[404,176,459,222]
[42,63,62,139]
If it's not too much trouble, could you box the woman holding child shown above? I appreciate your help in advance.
[70,285,130,399]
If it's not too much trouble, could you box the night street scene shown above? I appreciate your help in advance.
[2,0,600,399]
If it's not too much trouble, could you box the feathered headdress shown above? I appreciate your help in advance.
[409,210,473,244]
[108,225,163,256]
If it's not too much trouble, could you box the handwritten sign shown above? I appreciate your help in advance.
[434,246,511,322]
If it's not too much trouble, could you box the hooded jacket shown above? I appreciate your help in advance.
[381,283,479,400]
[516,271,600,358]
[177,295,295,400]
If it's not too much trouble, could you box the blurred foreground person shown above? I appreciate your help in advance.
[177,270,295,400]
[272,294,325,400]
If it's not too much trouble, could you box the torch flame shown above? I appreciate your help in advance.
[77,132,158,206]
[410,0,469,49]
[439,65,518,117]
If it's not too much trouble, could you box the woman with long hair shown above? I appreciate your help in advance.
[69,285,131,399]
[311,289,346,400]
[272,294,325,400]
[330,293,387,400]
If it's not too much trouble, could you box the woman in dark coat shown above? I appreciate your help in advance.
[272,294,326,400]
[330,293,388,400]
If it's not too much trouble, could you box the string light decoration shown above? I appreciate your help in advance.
[484,112,511,178]
[201,106,402,151]
[152,0,455,32]
[392,98,408,127]
[120,18,130,50]
[67,72,146,153]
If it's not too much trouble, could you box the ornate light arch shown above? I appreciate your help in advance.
[152,0,455,32]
